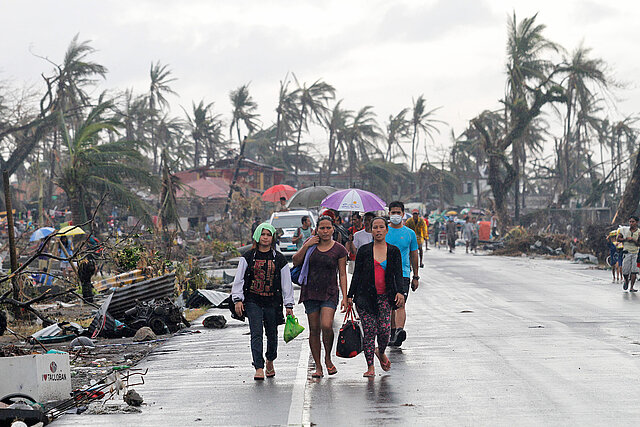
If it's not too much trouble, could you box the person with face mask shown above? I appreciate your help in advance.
[385,201,419,347]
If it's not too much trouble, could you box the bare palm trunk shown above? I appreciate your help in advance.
[513,142,520,222]
[324,128,336,186]
[293,108,306,185]
[223,129,247,215]
[194,137,200,168]
[612,148,640,224]
[411,124,417,172]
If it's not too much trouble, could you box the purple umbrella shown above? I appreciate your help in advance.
[320,189,386,212]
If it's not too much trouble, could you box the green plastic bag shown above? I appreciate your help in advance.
[283,315,305,343]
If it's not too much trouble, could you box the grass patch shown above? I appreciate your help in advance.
[184,307,209,323]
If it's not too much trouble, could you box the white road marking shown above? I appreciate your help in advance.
[287,340,311,426]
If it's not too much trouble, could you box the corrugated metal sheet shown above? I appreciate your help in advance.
[107,273,176,319]
[93,269,146,293]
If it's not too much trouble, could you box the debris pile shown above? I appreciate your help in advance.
[490,227,590,258]
[124,298,190,336]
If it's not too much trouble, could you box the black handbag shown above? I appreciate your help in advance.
[336,305,363,358]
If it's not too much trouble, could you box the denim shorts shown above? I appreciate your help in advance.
[303,299,337,314]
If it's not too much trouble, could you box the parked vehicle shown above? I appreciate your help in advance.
[268,210,317,258]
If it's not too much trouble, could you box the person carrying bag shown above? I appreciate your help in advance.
[347,216,405,377]
[231,223,294,380]
[336,305,363,358]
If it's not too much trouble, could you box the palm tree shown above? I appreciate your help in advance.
[323,101,352,185]
[385,108,410,162]
[184,100,225,168]
[559,44,610,198]
[42,35,108,210]
[56,101,158,226]
[229,84,259,146]
[409,95,443,172]
[360,160,412,202]
[506,12,560,221]
[344,106,382,186]
[275,75,299,149]
[50,34,108,116]
[225,84,260,214]
[291,78,336,183]
[148,61,177,173]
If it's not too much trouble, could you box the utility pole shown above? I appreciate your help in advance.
[3,170,20,316]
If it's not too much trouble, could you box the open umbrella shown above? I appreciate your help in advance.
[320,189,386,212]
[57,225,86,236]
[261,184,297,202]
[445,210,458,216]
[30,227,55,242]
[287,186,338,209]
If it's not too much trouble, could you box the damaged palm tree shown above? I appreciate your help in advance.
[612,145,640,224]
[472,14,566,233]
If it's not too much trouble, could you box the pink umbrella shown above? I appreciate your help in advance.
[320,189,386,212]
[262,184,297,202]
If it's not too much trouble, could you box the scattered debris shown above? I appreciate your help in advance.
[490,229,586,258]
[133,327,157,342]
[84,401,142,415]
[0,344,30,357]
[460,310,474,313]
[69,337,95,349]
[107,273,177,319]
[186,289,231,309]
[0,400,48,426]
[29,321,84,344]
[124,298,190,336]
[123,389,143,407]
[574,252,598,264]
[203,315,227,329]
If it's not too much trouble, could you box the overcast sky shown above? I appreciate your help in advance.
[1,0,639,164]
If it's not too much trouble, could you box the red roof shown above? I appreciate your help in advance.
[173,170,200,184]
[176,177,230,199]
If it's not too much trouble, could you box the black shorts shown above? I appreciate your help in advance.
[398,277,410,301]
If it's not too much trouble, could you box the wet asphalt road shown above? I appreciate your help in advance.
[55,248,640,426]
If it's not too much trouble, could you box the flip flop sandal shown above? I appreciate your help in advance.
[265,369,276,377]
[380,360,391,372]
[311,372,324,378]
[254,374,265,381]
[327,365,338,375]
[363,371,376,377]
[631,289,638,292]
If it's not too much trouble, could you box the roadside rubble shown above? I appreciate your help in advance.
[1,245,242,425]
[488,227,593,259]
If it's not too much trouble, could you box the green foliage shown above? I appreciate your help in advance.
[114,244,144,272]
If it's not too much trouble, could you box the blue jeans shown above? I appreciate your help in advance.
[245,301,278,369]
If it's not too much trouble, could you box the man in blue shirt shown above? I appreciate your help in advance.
[386,201,419,347]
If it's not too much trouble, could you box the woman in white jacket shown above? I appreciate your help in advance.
[231,223,294,380]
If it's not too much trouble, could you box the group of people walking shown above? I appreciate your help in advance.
[231,201,421,379]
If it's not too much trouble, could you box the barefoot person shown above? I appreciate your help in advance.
[293,215,348,378]
[618,216,640,292]
[348,217,405,377]
[231,223,294,380]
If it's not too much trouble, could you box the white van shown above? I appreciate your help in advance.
[268,210,317,258]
